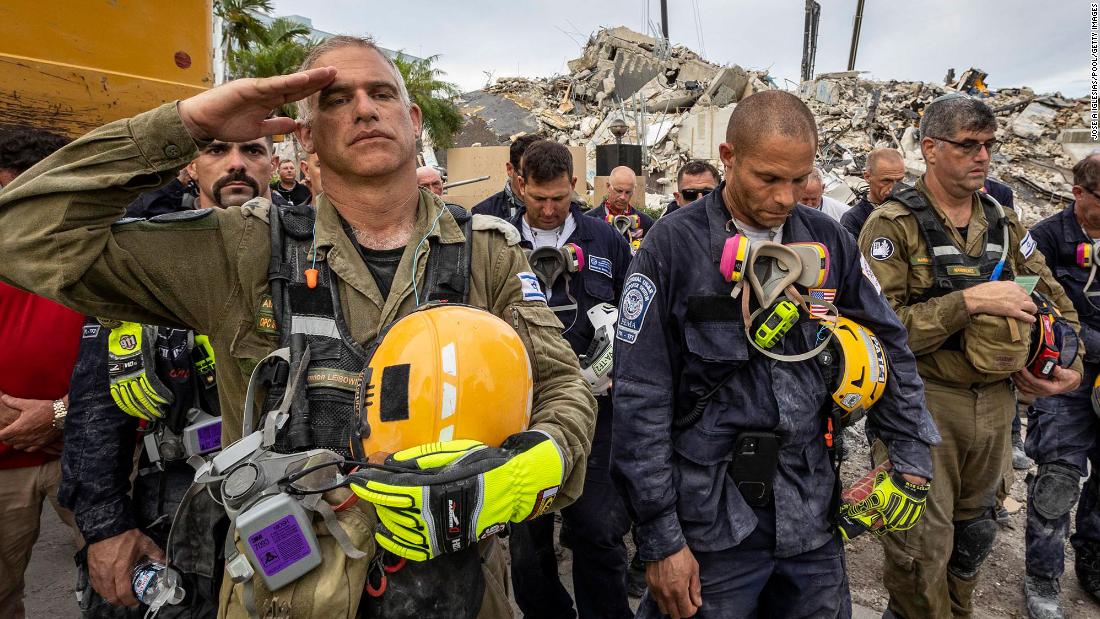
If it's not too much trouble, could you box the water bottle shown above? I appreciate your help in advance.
[131,559,185,609]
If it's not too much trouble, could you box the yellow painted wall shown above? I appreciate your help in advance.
[0,0,213,136]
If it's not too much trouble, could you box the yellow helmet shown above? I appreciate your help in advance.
[827,317,888,426]
[352,305,533,460]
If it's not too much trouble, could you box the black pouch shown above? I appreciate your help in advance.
[727,432,780,507]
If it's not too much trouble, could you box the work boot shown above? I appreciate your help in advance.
[627,552,646,598]
[1024,574,1065,619]
[1076,543,1100,601]
[1013,427,1031,470]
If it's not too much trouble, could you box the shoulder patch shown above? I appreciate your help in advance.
[1020,231,1037,259]
[472,214,521,246]
[82,324,101,339]
[870,237,895,261]
[517,272,546,302]
[617,273,656,344]
[860,255,883,294]
[588,255,613,278]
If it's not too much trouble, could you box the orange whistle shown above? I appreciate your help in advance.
[305,268,319,289]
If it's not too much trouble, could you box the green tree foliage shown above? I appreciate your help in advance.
[215,0,273,66]
[393,54,464,149]
[229,18,316,116]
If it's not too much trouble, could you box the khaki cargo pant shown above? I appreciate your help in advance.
[0,459,80,619]
[878,380,1014,619]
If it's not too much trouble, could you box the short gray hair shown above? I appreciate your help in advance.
[807,167,824,185]
[920,94,996,141]
[296,35,412,126]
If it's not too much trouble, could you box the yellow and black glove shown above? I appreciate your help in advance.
[842,469,929,537]
[348,431,564,561]
[107,322,173,421]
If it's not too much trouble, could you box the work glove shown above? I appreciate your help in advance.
[842,468,929,537]
[191,333,217,388]
[107,322,173,421]
[349,431,565,561]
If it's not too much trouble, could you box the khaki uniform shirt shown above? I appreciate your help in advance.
[859,178,1082,387]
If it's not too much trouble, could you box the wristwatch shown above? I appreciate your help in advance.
[52,399,67,430]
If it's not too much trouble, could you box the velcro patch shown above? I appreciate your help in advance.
[517,272,546,302]
[588,255,613,278]
[617,273,656,343]
[256,294,277,335]
[870,237,895,261]
[1020,231,1037,259]
[82,324,101,339]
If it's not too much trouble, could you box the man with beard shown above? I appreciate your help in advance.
[0,35,593,618]
[57,137,273,617]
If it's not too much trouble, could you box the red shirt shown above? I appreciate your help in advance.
[0,282,83,469]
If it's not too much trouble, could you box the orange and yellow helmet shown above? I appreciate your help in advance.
[351,305,533,460]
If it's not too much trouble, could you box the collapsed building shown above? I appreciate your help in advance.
[442,25,1097,224]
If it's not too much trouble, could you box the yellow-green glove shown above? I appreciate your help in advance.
[107,322,172,421]
[191,333,216,388]
[348,431,565,561]
[844,469,929,534]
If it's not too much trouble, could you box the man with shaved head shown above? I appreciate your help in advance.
[611,89,937,618]
[840,148,906,238]
[587,165,654,249]
[415,165,443,196]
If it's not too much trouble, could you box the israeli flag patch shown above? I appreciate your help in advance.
[1020,231,1036,259]
[589,255,613,278]
[517,272,546,302]
[617,273,656,344]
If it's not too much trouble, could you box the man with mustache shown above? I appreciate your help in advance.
[0,35,593,619]
[189,138,277,208]
[859,94,1081,618]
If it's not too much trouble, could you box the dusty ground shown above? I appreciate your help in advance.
[842,417,1100,619]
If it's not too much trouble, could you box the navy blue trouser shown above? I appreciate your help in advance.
[635,506,851,619]
[510,397,632,619]
[1025,364,1100,580]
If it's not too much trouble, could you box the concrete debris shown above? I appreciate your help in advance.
[448,29,1099,223]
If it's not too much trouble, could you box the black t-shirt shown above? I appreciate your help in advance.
[342,222,404,298]
[271,181,312,206]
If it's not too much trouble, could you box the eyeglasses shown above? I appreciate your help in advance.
[930,136,1000,157]
[680,187,714,201]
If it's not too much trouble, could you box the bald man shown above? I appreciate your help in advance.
[586,166,654,248]
[801,168,851,222]
[840,148,906,238]
[610,90,937,618]
[416,165,443,196]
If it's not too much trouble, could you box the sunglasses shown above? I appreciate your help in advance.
[680,187,714,201]
[930,136,1000,157]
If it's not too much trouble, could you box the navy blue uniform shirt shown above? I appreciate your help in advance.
[610,182,938,562]
[1031,203,1100,361]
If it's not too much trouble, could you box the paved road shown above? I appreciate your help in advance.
[25,503,80,619]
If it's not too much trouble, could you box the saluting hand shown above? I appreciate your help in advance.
[177,68,337,143]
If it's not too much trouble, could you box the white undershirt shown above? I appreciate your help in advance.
[733,217,784,244]
[523,214,577,249]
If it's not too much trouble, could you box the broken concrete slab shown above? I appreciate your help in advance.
[1011,101,1058,139]
[675,104,735,161]
[703,65,749,108]
[1060,128,1100,161]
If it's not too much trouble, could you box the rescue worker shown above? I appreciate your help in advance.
[613,90,938,619]
[840,148,906,239]
[0,34,595,618]
[801,168,851,222]
[471,133,543,219]
[416,165,443,197]
[859,93,1082,618]
[59,137,276,617]
[504,140,633,619]
[1020,153,1100,619]
[664,160,721,217]
[587,166,653,248]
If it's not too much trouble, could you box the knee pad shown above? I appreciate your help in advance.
[1031,462,1082,520]
[948,517,997,580]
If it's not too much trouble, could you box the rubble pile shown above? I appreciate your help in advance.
[803,70,1092,224]
[450,26,1097,222]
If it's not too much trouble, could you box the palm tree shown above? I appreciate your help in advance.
[229,18,316,116]
[393,54,464,149]
[215,0,274,76]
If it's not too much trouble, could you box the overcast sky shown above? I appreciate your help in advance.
[272,0,1090,97]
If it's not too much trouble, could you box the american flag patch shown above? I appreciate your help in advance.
[808,288,836,318]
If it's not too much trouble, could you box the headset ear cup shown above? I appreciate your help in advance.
[563,243,585,272]
[720,234,751,283]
